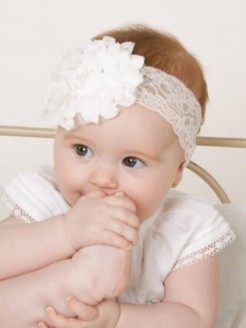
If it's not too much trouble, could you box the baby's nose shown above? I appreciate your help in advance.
[90,165,119,192]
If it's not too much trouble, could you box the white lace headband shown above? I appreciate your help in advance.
[43,36,202,164]
[136,66,202,163]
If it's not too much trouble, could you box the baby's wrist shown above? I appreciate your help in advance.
[100,299,121,328]
[61,213,78,253]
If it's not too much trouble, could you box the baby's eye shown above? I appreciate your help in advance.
[75,144,94,158]
[122,157,144,168]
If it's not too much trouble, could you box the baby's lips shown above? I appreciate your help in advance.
[86,190,106,198]
[115,191,126,197]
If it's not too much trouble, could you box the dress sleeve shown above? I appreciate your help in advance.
[0,166,70,223]
[118,195,236,304]
[160,195,236,270]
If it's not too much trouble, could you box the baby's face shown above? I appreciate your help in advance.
[54,104,184,221]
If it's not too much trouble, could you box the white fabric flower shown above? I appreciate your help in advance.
[43,37,144,129]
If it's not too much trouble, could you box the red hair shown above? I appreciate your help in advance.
[94,24,208,120]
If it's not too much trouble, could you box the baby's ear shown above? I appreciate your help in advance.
[172,161,185,188]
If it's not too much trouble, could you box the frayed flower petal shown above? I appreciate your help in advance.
[43,37,144,128]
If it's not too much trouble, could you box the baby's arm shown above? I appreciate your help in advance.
[0,243,131,328]
[117,256,218,328]
[0,215,75,279]
[117,255,218,328]
[0,192,138,280]
[0,193,139,327]
[70,244,132,303]
[43,255,219,328]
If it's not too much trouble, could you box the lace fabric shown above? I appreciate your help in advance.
[0,166,70,223]
[43,37,202,165]
[0,167,236,306]
[136,66,202,165]
[122,228,236,305]
[0,187,35,223]
[174,229,236,270]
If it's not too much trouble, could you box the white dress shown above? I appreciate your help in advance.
[0,165,235,305]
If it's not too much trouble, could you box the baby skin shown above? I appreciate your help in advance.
[0,192,139,328]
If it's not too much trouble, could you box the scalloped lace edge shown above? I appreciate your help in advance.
[174,230,236,270]
[0,187,35,223]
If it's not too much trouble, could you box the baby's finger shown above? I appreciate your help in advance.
[104,194,137,214]
[109,207,140,231]
[96,230,134,250]
[105,205,140,231]
[45,307,80,328]
[99,218,138,248]
[66,297,98,321]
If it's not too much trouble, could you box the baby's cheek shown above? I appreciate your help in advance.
[137,193,166,220]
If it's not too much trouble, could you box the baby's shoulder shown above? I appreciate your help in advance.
[147,192,235,270]
[152,192,229,240]
[0,165,70,222]
[164,191,218,220]
[162,190,216,215]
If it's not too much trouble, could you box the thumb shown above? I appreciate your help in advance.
[67,297,99,321]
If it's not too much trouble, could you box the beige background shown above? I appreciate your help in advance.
[0,0,246,214]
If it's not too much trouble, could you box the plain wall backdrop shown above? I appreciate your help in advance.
[0,0,246,207]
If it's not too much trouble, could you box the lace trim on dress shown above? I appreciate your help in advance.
[174,230,236,270]
[0,187,35,223]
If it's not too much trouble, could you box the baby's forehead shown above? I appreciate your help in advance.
[118,104,178,136]
[67,105,180,149]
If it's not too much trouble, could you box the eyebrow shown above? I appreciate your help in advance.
[64,129,87,139]
[64,132,92,144]
[126,149,161,161]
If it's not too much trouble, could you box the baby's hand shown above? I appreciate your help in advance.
[38,297,119,328]
[63,191,140,251]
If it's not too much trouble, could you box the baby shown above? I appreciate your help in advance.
[0,25,235,328]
